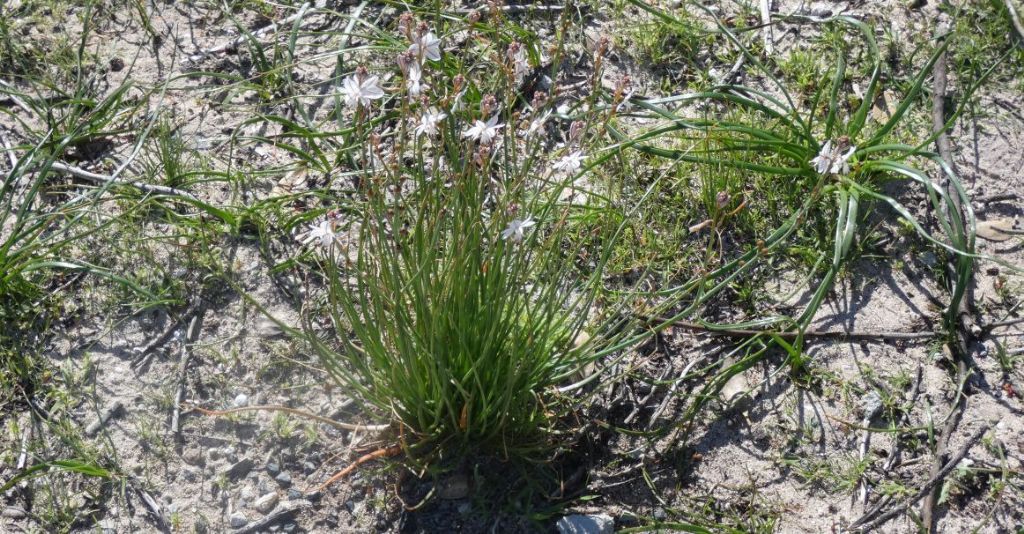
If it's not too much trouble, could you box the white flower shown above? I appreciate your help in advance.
[552,151,585,175]
[463,115,504,144]
[406,63,425,97]
[523,111,550,138]
[502,216,536,242]
[512,46,529,80]
[408,31,442,63]
[300,219,339,250]
[415,110,446,138]
[341,74,385,108]
[810,140,857,175]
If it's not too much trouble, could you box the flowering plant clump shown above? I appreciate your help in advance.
[302,13,638,459]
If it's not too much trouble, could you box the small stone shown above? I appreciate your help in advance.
[283,523,297,533]
[232,393,249,408]
[253,492,279,514]
[229,512,248,529]
[275,472,292,487]
[266,461,280,475]
[109,57,125,72]
[556,514,614,534]
[3,506,27,519]
[719,369,750,407]
[222,458,254,481]
[437,473,470,500]
[302,461,316,474]
[183,448,205,466]
[860,391,883,421]
[287,488,302,500]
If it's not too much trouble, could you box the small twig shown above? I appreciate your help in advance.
[759,0,774,55]
[44,161,199,202]
[453,4,572,14]
[186,404,389,433]
[668,320,936,341]
[1004,0,1024,47]
[315,444,402,493]
[134,482,170,532]
[232,500,312,534]
[923,24,975,533]
[849,425,990,532]
[982,315,1024,331]
[191,2,313,60]
[882,365,924,472]
[623,365,671,425]
[16,422,31,470]
[717,53,747,86]
[1,128,18,169]
[85,401,126,437]
[171,311,203,435]
[0,78,34,116]
[975,192,1017,205]
[132,300,202,370]
[922,358,968,530]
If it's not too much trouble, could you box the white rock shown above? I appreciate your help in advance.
[556,514,614,534]
[231,393,249,408]
[253,492,279,514]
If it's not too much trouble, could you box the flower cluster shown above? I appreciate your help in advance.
[308,15,613,252]
[811,139,857,176]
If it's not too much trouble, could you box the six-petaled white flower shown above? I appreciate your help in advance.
[341,74,385,108]
[408,32,442,63]
[463,115,504,144]
[502,216,536,242]
[301,219,339,250]
[552,151,585,175]
[523,111,550,138]
[406,63,425,97]
[415,110,446,138]
[810,140,857,175]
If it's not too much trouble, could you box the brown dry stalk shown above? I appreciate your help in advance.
[316,444,403,493]
[185,404,389,433]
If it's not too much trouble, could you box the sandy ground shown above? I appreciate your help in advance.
[2,0,1023,533]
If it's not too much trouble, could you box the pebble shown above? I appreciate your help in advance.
[287,488,303,500]
[3,506,27,519]
[182,448,205,466]
[275,472,292,487]
[556,514,614,534]
[229,512,248,529]
[232,393,249,408]
[222,458,254,481]
[266,461,281,475]
[283,523,297,533]
[253,492,279,514]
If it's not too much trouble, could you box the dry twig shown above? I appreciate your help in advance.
[186,404,389,433]
[848,425,990,532]
[46,161,199,202]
